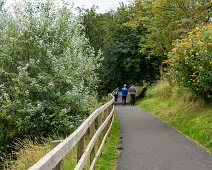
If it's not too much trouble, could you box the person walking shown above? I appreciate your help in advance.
[129,84,136,106]
[113,88,119,102]
[121,84,128,106]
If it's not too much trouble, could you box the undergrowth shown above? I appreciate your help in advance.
[5,115,120,170]
[4,139,50,170]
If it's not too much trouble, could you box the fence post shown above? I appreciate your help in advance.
[107,93,111,100]
[98,112,103,148]
[51,140,63,170]
[77,120,85,162]
[90,121,95,165]
[108,106,113,137]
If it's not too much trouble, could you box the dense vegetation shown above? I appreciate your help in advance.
[0,0,211,168]
[164,25,212,98]
[0,0,101,167]
[80,0,211,94]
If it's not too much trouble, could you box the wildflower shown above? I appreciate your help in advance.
[182,77,185,80]
[195,77,200,82]
[180,82,183,85]
[162,60,168,64]
[210,61,212,65]
[184,51,187,56]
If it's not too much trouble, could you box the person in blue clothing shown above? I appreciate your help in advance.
[121,84,128,106]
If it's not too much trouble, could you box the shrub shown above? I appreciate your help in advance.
[0,0,101,166]
[165,24,212,98]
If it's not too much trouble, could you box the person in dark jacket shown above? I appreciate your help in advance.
[113,88,119,102]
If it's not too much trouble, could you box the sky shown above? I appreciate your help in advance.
[5,0,132,13]
[73,0,131,13]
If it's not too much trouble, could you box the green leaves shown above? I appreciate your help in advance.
[166,24,212,98]
[0,0,101,166]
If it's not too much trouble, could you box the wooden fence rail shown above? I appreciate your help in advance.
[29,94,115,170]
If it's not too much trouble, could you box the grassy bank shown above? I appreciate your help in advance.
[137,81,212,153]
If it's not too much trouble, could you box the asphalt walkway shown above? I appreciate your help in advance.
[115,102,212,170]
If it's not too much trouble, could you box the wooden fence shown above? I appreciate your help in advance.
[29,94,115,170]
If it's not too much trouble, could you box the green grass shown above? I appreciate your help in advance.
[137,81,212,153]
[63,114,120,170]
[96,114,120,170]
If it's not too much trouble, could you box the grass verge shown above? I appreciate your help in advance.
[63,114,120,170]
[137,81,212,153]
[95,114,120,170]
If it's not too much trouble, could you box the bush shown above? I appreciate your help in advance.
[0,0,101,166]
[165,24,212,98]
[146,80,173,99]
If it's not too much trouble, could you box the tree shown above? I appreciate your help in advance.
[134,0,212,56]
[80,4,162,95]
[0,0,101,166]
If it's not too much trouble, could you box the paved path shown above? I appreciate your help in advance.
[115,104,212,170]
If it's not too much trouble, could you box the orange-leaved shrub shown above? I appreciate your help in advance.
[165,24,212,98]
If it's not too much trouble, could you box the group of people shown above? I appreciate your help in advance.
[113,84,136,106]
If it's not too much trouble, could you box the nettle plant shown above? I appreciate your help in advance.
[166,24,212,98]
[0,0,101,164]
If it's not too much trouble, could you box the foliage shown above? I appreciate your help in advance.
[80,5,161,95]
[0,0,101,166]
[134,0,211,56]
[80,0,211,95]
[165,24,212,98]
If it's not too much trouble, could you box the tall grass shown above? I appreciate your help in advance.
[4,139,51,170]
[137,80,212,153]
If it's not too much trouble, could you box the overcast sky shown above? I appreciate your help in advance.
[5,0,132,13]
[73,0,131,13]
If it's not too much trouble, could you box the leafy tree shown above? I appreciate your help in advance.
[80,4,161,94]
[134,0,212,56]
[0,0,100,166]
